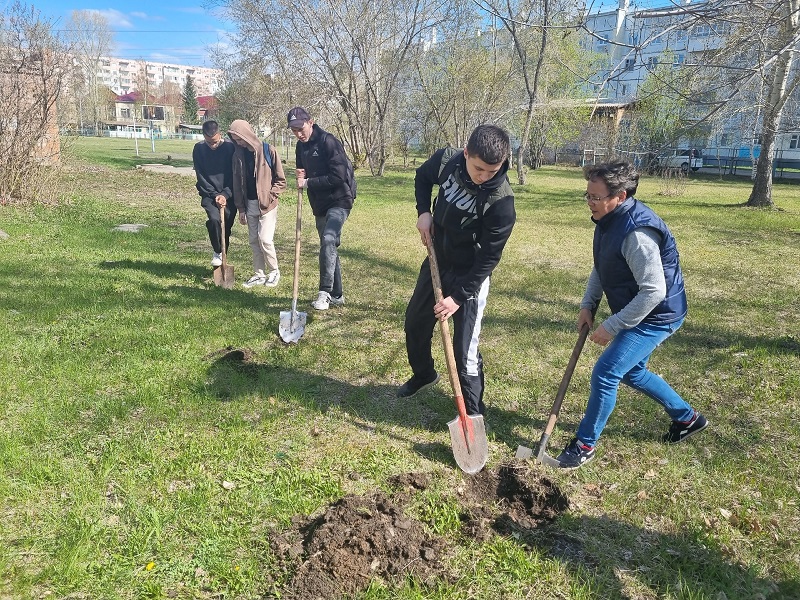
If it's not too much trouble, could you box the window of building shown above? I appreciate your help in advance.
[790,134,799,149]
[694,24,710,37]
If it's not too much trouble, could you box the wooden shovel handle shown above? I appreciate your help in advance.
[542,323,590,437]
[292,188,303,310]
[425,239,471,428]
[219,206,227,268]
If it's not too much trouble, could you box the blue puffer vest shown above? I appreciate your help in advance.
[593,198,687,324]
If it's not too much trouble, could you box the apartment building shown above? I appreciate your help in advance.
[96,57,225,97]
[581,0,800,168]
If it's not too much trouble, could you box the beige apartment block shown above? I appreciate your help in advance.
[97,57,224,97]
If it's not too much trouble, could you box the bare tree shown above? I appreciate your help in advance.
[742,1,800,207]
[410,20,516,154]
[475,0,592,183]
[0,1,71,204]
[578,0,800,208]
[217,0,452,174]
[66,9,113,135]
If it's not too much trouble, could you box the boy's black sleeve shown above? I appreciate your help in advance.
[414,148,446,215]
[451,194,516,305]
[193,144,215,198]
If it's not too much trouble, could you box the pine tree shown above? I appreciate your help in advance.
[182,75,200,125]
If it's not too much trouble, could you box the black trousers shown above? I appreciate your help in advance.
[201,196,238,254]
[404,257,489,416]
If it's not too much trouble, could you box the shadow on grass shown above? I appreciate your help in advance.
[512,513,800,600]
[203,348,539,470]
[98,259,209,280]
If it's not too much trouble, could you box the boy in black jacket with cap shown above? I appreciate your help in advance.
[288,107,355,310]
[398,125,516,417]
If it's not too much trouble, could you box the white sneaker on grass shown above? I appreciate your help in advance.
[312,291,331,310]
[265,270,280,287]
[243,274,267,288]
[211,252,222,267]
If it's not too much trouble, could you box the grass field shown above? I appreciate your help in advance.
[0,136,798,599]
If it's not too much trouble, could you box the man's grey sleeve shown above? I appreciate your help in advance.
[581,268,603,312]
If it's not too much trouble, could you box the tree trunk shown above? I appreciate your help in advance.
[746,0,799,208]
[515,0,549,186]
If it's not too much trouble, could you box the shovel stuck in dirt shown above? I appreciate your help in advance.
[279,188,307,343]
[515,323,590,467]
[213,207,234,289]
[426,238,488,475]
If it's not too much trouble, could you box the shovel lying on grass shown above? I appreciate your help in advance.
[279,188,307,343]
[515,323,590,467]
[426,238,488,475]
[213,207,234,289]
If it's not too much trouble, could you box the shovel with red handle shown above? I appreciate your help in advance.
[426,238,488,475]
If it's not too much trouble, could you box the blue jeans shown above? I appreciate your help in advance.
[576,317,694,447]
[314,207,349,297]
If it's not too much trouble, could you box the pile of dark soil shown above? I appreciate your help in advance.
[271,490,445,599]
[270,463,569,599]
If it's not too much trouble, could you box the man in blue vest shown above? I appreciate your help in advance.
[557,160,708,469]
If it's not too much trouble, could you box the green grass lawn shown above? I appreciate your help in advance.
[1,137,798,599]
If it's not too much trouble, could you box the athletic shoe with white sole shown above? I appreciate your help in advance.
[243,274,267,288]
[396,372,440,398]
[211,252,223,267]
[556,438,597,469]
[312,291,331,310]
[663,411,709,444]
[329,294,344,306]
[265,270,280,287]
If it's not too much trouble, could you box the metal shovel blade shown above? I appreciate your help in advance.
[515,433,562,468]
[279,309,307,343]
[213,265,235,289]
[447,413,488,475]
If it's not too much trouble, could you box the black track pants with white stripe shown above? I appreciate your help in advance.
[403,257,489,416]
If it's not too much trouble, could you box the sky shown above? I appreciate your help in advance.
[27,0,235,67]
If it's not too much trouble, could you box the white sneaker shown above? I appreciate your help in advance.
[265,270,280,287]
[329,294,344,306]
[243,274,267,288]
[312,291,331,310]
[211,252,222,267]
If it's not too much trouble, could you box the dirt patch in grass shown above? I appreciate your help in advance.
[270,464,568,599]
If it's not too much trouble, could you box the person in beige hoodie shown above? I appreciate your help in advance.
[227,119,287,288]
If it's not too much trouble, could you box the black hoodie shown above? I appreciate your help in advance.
[414,148,516,305]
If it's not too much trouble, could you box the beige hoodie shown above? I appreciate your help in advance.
[227,119,286,215]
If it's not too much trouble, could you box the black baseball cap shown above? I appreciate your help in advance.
[287,107,311,128]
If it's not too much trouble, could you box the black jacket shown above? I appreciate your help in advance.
[193,139,235,201]
[295,124,354,216]
[414,148,516,305]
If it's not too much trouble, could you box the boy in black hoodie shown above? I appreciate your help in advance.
[193,120,236,266]
[398,125,516,417]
